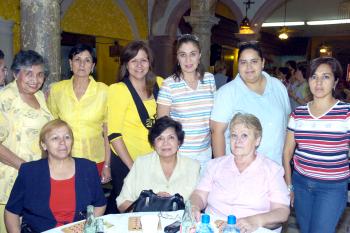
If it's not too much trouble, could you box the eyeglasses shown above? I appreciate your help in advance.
[177,34,199,42]
[158,211,181,221]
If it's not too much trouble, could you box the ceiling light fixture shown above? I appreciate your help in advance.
[278,28,289,40]
[277,0,289,40]
[262,22,305,27]
[307,18,350,25]
[239,0,255,34]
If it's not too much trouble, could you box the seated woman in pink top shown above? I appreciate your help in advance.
[190,113,290,233]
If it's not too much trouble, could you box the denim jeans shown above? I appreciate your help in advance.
[292,171,348,233]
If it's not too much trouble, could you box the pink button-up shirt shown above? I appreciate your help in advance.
[196,153,290,219]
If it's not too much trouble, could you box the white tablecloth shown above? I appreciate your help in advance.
[43,210,274,233]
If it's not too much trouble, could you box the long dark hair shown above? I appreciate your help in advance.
[173,34,205,82]
[118,41,156,97]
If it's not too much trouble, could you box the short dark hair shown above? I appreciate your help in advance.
[0,50,4,59]
[68,43,97,64]
[297,62,308,80]
[11,50,48,76]
[118,41,156,96]
[238,42,263,60]
[148,116,185,147]
[173,34,205,82]
[309,57,343,81]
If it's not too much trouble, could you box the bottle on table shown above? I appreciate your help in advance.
[196,214,213,233]
[96,218,104,233]
[83,205,96,233]
[180,201,196,233]
[222,215,240,233]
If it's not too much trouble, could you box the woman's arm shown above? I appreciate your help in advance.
[4,210,21,233]
[282,131,296,206]
[118,200,134,213]
[93,205,106,217]
[0,144,25,170]
[236,202,290,233]
[210,120,228,157]
[157,104,171,118]
[189,190,209,222]
[110,138,134,169]
[101,123,111,183]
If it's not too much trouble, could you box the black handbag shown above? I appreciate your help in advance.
[126,190,185,212]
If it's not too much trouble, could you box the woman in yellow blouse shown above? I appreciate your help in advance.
[0,50,53,232]
[107,41,162,213]
[47,44,110,183]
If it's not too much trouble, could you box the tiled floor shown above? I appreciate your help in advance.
[283,206,350,233]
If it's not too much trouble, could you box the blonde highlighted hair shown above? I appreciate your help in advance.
[39,119,74,158]
[229,113,262,139]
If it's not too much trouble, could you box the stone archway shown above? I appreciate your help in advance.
[60,0,140,39]
[148,0,283,76]
[149,0,190,77]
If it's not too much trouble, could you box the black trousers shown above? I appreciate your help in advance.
[105,151,130,214]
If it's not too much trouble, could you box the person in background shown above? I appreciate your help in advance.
[107,41,163,213]
[0,49,8,89]
[47,44,110,183]
[191,113,290,233]
[285,60,299,109]
[117,116,199,212]
[283,57,349,233]
[0,50,53,232]
[211,42,290,165]
[214,60,229,89]
[288,63,312,110]
[5,120,106,232]
[276,67,290,87]
[157,34,216,172]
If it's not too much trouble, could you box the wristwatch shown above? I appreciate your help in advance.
[287,184,294,192]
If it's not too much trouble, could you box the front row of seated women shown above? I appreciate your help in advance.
[5,115,288,233]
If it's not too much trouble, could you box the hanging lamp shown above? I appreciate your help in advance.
[278,0,289,40]
[239,0,255,34]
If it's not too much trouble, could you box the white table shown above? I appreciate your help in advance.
[43,210,274,233]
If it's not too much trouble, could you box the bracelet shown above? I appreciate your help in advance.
[287,184,294,192]
[104,164,110,168]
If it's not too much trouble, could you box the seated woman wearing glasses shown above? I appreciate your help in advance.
[190,113,290,233]
[117,116,200,212]
[4,120,106,232]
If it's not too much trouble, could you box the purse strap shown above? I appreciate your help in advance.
[122,77,159,130]
[124,189,154,213]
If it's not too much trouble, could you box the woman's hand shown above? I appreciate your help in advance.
[236,216,259,233]
[191,205,201,222]
[101,166,111,184]
[290,191,295,207]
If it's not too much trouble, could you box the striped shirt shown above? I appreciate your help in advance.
[288,101,350,181]
[157,72,216,156]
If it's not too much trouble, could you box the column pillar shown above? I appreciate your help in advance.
[0,18,14,83]
[184,0,219,71]
[149,35,176,78]
[20,0,60,91]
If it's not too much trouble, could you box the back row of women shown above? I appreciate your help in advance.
[0,33,348,233]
